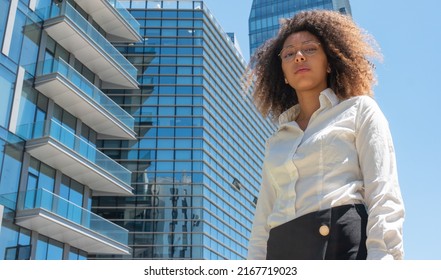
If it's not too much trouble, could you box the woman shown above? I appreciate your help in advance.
[247,10,404,260]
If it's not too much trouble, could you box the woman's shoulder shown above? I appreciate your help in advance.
[343,94,381,111]
[345,94,375,103]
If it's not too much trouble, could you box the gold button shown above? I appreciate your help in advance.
[319,225,330,236]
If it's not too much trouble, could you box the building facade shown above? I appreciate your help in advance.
[249,0,352,56]
[0,0,276,261]
[0,0,142,259]
[91,0,275,260]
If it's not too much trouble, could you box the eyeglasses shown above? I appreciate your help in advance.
[278,41,321,62]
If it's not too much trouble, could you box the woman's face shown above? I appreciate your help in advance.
[280,31,328,95]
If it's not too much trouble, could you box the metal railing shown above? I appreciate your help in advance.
[105,0,141,34]
[40,58,134,130]
[16,120,131,185]
[19,188,128,244]
[51,2,138,79]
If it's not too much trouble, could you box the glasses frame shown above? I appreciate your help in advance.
[278,41,321,62]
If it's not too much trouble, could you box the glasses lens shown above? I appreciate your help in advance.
[280,47,296,61]
[301,42,319,56]
[279,42,320,61]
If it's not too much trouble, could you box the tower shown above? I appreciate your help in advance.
[249,0,352,56]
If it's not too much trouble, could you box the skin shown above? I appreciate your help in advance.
[281,31,329,130]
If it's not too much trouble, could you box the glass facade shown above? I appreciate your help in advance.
[91,0,275,260]
[0,64,16,128]
[249,0,352,56]
[0,0,277,261]
[0,127,25,211]
[0,0,140,259]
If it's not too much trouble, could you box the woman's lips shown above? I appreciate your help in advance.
[295,67,310,74]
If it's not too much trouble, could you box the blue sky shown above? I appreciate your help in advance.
[203,0,441,260]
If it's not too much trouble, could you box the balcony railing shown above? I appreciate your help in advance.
[19,188,128,245]
[16,120,131,186]
[0,192,17,211]
[48,2,137,80]
[105,0,140,34]
[40,58,134,130]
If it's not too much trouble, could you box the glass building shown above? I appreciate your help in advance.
[90,0,275,260]
[249,0,352,56]
[0,0,142,259]
[0,0,276,261]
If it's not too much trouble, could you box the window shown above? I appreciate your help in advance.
[0,65,15,128]
[23,158,55,211]
[0,0,9,48]
[8,10,26,63]
[74,59,95,84]
[60,176,84,206]
[35,235,64,260]
[60,175,85,223]
[16,85,48,138]
[68,247,87,260]
[53,104,77,149]
[232,178,243,191]
[79,123,97,160]
[27,157,56,193]
[1,225,31,260]
[20,20,41,75]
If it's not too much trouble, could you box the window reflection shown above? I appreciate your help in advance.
[0,222,31,260]
[35,235,63,260]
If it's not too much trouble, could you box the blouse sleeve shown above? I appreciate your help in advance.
[355,97,405,260]
[247,163,277,260]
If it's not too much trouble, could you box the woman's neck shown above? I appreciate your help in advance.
[296,90,321,122]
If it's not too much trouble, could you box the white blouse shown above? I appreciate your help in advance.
[247,88,405,260]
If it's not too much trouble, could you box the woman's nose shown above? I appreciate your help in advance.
[295,52,306,63]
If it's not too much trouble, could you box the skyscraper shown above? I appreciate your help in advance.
[91,0,275,260]
[0,0,276,261]
[249,0,352,56]
[0,0,141,259]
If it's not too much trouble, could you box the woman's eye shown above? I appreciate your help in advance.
[283,51,295,59]
[303,47,318,54]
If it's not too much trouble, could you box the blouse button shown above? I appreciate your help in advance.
[319,225,330,236]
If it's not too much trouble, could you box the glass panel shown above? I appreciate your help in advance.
[55,42,69,63]
[8,10,26,62]
[35,236,48,260]
[0,137,23,205]
[70,180,84,206]
[46,239,63,260]
[0,0,9,48]
[57,3,137,79]
[18,119,132,184]
[38,163,55,192]
[20,20,41,75]
[0,224,31,260]
[25,174,38,209]
[39,58,134,129]
[21,188,129,245]
[147,1,161,9]
[68,248,79,260]
[0,66,14,128]
[17,84,38,128]
[105,0,141,32]
[59,175,70,217]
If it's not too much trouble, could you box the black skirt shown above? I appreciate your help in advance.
[266,204,368,260]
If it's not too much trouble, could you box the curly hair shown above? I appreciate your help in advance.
[247,10,382,120]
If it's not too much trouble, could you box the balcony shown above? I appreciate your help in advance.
[74,0,142,42]
[15,189,130,255]
[16,120,133,196]
[35,58,136,140]
[44,2,138,89]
